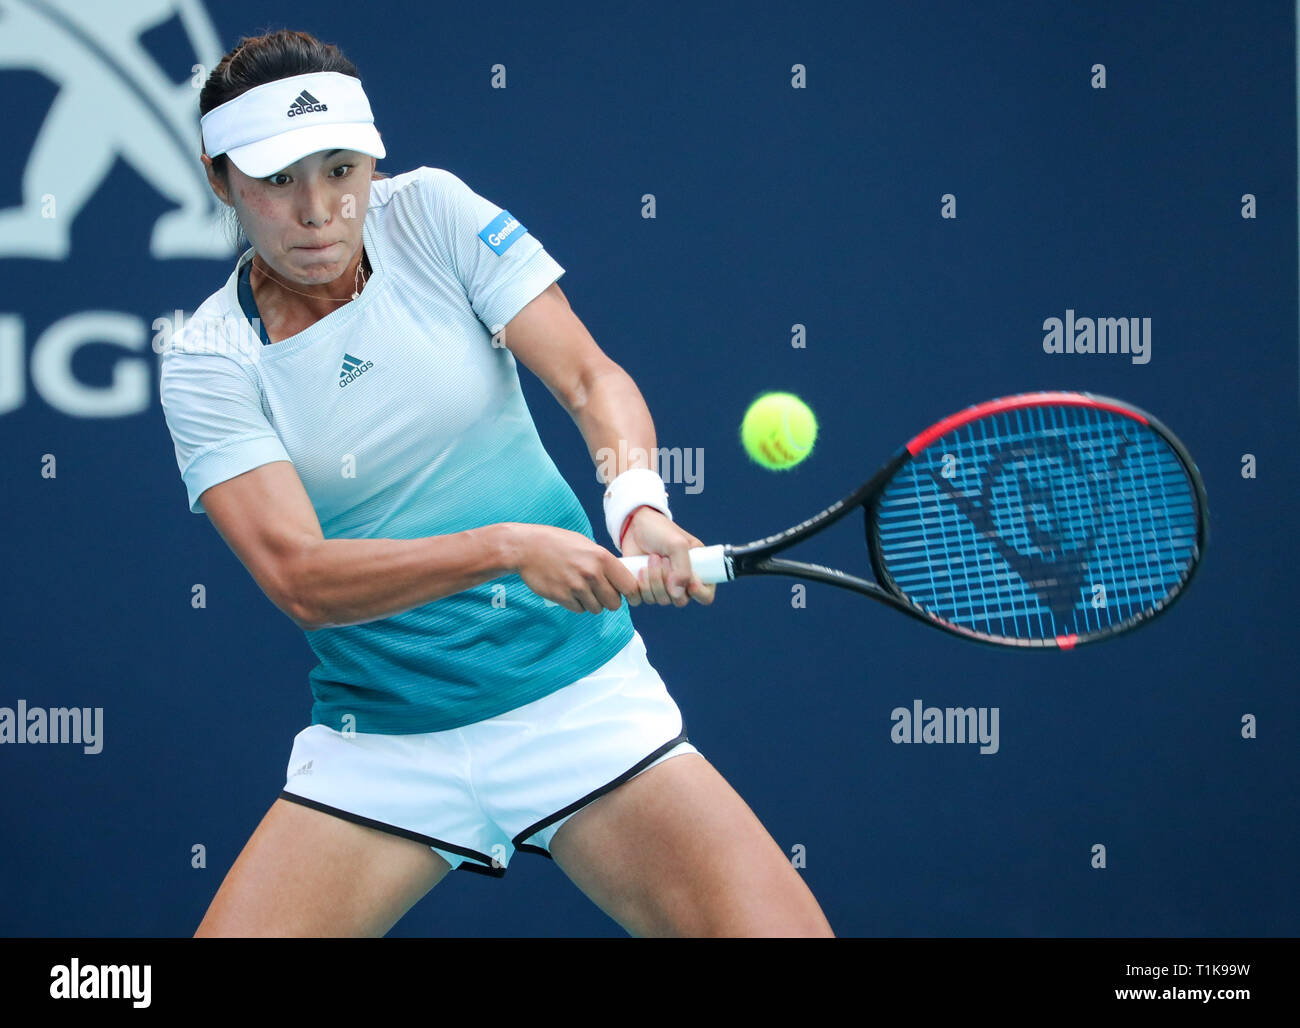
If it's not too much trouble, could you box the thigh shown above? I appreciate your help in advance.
[548,753,833,938]
[195,798,451,937]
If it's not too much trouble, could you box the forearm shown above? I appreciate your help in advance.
[294,524,519,631]
[571,366,658,483]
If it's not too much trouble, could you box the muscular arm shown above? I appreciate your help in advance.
[204,284,682,633]
[504,283,714,607]
[293,528,518,631]
[504,282,658,482]
[199,460,524,632]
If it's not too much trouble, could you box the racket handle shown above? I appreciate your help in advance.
[618,544,730,584]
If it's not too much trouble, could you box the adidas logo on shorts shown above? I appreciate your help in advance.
[290,760,313,777]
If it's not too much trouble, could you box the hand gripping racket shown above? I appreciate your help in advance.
[618,391,1208,649]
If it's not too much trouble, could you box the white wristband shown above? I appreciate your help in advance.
[603,468,672,553]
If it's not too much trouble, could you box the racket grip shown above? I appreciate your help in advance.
[618,544,730,584]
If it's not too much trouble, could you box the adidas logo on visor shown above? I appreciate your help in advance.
[287,90,328,117]
[339,352,374,387]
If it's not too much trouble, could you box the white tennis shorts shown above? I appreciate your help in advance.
[278,630,698,875]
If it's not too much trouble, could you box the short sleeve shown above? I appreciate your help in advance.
[159,350,291,514]
[417,167,565,333]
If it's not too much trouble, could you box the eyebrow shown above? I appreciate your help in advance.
[268,151,349,178]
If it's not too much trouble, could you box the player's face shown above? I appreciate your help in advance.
[210,149,375,288]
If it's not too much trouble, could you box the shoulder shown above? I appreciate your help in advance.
[367,166,467,213]
[160,278,261,378]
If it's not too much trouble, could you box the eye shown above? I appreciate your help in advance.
[331,164,354,178]
[268,172,291,186]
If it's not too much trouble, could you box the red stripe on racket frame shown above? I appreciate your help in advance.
[904,392,1149,456]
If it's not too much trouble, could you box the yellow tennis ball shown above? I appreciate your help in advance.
[741,392,817,470]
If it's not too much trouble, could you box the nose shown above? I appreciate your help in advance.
[298,178,332,228]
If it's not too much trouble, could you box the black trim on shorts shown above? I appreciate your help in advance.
[510,727,694,861]
[277,790,507,878]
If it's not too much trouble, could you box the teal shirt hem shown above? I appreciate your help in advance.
[307,609,636,734]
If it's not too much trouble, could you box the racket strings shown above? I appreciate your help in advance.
[872,404,1202,643]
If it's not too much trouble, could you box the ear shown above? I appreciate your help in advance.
[201,153,231,206]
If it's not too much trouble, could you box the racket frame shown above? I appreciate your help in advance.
[720,392,1209,650]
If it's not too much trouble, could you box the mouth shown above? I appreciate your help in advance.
[295,242,342,252]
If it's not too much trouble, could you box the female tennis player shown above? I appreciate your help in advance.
[161,29,832,938]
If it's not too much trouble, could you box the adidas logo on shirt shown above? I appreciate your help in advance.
[338,352,374,387]
[287,89,328,117]
[290,760,313,777]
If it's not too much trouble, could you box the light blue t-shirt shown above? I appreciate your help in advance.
[159,166,634,734]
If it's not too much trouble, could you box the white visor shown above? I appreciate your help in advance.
[201,71,385,178]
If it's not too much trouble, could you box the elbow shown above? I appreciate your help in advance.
[569,360,625,415]
[283,542,324,631]
[288,597,322,632]
[282,581,320,631]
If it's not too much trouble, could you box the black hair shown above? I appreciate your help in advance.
[199,29,386,243]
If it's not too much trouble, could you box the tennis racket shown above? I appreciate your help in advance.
[618,391,1208,649]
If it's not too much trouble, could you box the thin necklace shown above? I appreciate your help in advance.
[251,248,370,302]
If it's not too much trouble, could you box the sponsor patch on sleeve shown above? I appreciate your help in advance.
[478,211,527,255]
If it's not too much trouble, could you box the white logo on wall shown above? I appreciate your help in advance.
[0,0,227,259]
[0,0,229,418]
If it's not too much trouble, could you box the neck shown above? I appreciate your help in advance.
[251,245,368,320]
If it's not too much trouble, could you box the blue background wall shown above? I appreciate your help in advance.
[1,0,1295,937]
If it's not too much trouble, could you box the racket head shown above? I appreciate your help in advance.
[866,392,1208,649]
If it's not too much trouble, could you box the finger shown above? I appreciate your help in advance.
[660,551,687,606]
[665,546,693,605]
[592,574,625,613]
[688,577,716,605]
[572,588,601,615]
[611,558,642,606]
[648,553,672,605]
[682,534,713,603]
[638,564,659,606]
